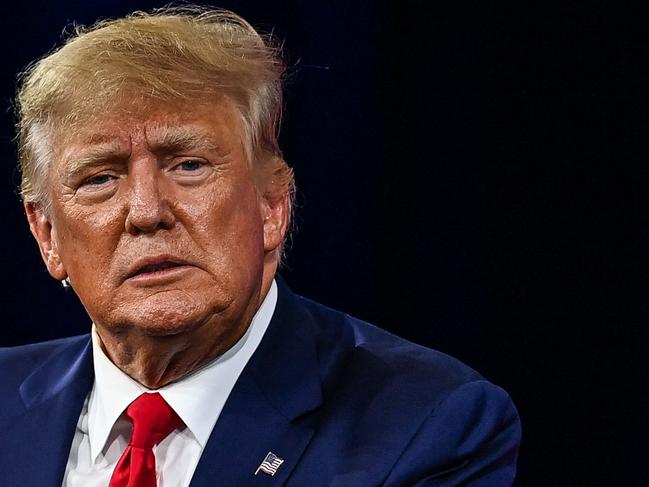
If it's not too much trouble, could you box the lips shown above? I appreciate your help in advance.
[136,261,181,275]
[126,256,192,280]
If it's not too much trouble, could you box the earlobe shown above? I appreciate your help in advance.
[24,202,68,281]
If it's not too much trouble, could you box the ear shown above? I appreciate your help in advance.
[24,202,68,281]
[261,191,290,254]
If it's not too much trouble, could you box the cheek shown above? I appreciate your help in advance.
[190,176,262,232]
[52,205,123,281]
[186,181,265,263]
[54,199,123,240]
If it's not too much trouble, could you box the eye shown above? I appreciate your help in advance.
[81,174,116,187]
[175,159,206,171]
[169,159,211,184]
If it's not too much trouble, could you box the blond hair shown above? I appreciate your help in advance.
[16,5,294,209]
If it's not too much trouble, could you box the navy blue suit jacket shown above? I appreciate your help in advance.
[0,280,521,486]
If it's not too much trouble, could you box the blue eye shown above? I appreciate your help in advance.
[178,160,204,171]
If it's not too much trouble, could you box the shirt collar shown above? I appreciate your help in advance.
[88,280,278,462]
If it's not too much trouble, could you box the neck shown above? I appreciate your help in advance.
[96,269,276,389]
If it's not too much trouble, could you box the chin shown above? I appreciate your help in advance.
[102,290,231,336]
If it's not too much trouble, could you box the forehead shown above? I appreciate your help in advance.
[54,96,244,157]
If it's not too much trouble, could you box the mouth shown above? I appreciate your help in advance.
[127,257,193,281]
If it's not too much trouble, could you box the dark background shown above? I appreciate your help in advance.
[0,1,646,485]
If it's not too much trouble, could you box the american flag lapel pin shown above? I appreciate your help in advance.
[255,451,285,477]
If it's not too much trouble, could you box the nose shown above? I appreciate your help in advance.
[124,160,175,234]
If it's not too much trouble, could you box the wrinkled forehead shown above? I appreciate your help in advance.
[50,94,247,163]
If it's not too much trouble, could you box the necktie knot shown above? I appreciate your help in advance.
[125,392,182,449]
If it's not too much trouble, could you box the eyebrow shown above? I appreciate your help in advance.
[62,142,130,180]
[145,125,229,156]
[62,125,231,180]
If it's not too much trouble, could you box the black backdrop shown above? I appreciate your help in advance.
[1,1,646,485]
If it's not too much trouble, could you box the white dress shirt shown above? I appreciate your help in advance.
[63,280,277,487]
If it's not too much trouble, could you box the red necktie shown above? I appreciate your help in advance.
[109,393,182,487]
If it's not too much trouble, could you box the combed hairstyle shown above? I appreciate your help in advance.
[16,5,294,216]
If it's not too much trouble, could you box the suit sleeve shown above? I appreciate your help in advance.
[383,380,521,486]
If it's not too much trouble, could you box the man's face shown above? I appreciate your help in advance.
[28,97,285,342]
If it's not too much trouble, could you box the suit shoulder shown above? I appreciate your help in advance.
[291,295,520,483]
[0,335,90,392]
[297,295,485,402]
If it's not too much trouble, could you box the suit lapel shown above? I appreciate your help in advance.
[0,336,93,487]
[190,280,324,486]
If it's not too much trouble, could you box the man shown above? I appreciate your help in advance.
[0,6,520,486]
